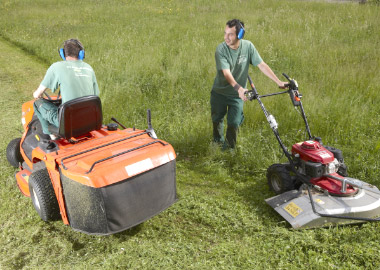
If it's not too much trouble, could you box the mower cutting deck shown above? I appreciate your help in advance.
[6,95,177,235]
[246,74,380,229]
[266,183,380,229]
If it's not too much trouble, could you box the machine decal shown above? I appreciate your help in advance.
[23,174,29,183]
[284,202,303,218]
[319,151,332,159]
[315,199,325,205]
[125,158,154,177]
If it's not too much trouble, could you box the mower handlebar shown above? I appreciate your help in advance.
[282,73,292,88]
[247,76,254,88]
[282,73,298,91]
[245,75,258,101]
[282,73,291,82]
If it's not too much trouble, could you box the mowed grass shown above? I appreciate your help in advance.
[0,0,380,269]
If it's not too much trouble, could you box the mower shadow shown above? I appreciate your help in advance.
[112,223,144,239]
[238,179,290,227]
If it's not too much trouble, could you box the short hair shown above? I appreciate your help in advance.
[226,19,245,36]
[64,39,84,58]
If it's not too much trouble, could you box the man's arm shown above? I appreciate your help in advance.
[257,62,287,88]
[222,69,247,101]
[33,85,47,99]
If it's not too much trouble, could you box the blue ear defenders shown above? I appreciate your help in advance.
[78,49,85,60]
[59,46,66,60]
[58,39,85,60]
[237,22,245,39]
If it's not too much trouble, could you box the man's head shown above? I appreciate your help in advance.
[60,39,85,60]
[224,19,245,49]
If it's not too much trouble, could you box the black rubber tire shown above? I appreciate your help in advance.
[29,169,60,221]
[267,164,296,195]
[6,138,24,168]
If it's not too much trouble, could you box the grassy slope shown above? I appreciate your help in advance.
[0,0,380,269]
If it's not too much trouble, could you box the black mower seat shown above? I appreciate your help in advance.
[48,95,102,140]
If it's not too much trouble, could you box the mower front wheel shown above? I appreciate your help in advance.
[29,169,60,221]
[267,164,296,195]
[6,138,24,168]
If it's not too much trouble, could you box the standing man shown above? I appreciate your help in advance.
[211,19,287,149]
[33,39,99,139]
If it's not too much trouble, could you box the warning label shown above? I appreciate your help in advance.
[284,202,303,218]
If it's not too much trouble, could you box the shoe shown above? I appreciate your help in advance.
[47,142,57,150]
[50,134,57,140]
[39,133,51,140]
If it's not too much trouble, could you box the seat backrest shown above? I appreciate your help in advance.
[57,95,102,139]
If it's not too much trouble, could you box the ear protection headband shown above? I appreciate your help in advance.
[58,39,85,60]
[237,22,245,40]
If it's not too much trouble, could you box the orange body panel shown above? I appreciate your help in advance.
[56,129,175,187]
[16,170,31,197]
[21,100,34,131]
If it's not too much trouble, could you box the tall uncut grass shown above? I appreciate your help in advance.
[0,0,380,269]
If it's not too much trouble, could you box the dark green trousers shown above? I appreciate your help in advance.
[210,91,244,148]
[33,99,59,135]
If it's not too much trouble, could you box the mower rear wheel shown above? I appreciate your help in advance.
[267,164,296,195]
[6,138,24,168]
[29,169,60,221]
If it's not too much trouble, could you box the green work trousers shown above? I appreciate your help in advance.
[33,99,59,135]
[210,91,244,148]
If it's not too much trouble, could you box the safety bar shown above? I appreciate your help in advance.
[324,174,380,195]
[61,131,149,170]
[307,185,380,222]
[85,140,167,173]
[258,90,289,98]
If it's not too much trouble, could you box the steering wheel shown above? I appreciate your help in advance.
[42,90,61,104]
[43,91,52,100]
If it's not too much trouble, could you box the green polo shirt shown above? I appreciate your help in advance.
[212,39,262,97]
[41,60,99,104]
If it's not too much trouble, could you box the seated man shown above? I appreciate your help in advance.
[33,39,100,139]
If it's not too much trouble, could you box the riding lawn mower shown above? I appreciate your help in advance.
[6,94,177,235]
[246,74,380,229]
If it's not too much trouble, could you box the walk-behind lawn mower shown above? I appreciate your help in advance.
[245,74,380,229]
[6,94,177,235]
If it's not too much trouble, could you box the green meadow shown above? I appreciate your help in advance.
[0,0,380,269]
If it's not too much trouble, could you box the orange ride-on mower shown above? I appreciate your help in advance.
[6,94,177,235]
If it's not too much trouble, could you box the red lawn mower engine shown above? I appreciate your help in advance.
[292,140,354,196]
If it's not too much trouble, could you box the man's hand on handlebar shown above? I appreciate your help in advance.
[238,87,248,101]
[278,81,288,89]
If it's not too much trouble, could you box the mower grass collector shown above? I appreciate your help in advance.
[6,94,177,235]
[246,74,380,229]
